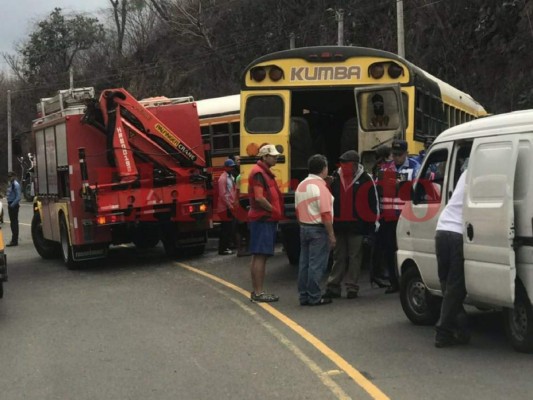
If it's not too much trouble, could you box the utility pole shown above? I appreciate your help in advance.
[336,9,344,46]
[289,32,296,49]
[7,90,12,172]
[397,0,405,57]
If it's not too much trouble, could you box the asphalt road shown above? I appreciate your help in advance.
[1,199,532,400]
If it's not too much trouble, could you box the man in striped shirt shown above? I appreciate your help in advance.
[295,154,336,306]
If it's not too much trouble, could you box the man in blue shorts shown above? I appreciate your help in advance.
[248,144,283,302]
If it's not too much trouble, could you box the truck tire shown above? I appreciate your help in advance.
[162,235,178,258]
[31,212,60,259]
[504,282,533,353]
[59,215,77,269]
[132,223,160,249]
[184,244,205,257]
[400,266,441,325]
[0,282,3,299]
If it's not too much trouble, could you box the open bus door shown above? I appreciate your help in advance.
[353,85,405,170]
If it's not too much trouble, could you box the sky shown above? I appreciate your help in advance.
[1,0,110,72]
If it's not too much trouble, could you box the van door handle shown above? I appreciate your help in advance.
[467,223,474,241]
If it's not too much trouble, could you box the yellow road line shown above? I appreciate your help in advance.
[176,262,390,400]
[195,275,351,400]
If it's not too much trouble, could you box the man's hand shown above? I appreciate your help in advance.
[328,234,336,249]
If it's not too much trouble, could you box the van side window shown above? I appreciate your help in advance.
[414,149,448,204]
[452,143,472,187]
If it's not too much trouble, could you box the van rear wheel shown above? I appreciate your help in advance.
[400,267,441,325]
[504,282,533,353]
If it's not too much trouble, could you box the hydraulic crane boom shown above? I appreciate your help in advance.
[93,88,206,183]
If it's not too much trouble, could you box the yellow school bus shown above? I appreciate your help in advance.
[238,46,487,264]
[196,94,240,174]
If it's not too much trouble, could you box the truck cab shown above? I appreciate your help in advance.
[396,109,533,352]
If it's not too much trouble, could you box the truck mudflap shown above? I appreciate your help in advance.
[71,244,109,262]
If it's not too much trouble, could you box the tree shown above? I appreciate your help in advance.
[15,8,105,86]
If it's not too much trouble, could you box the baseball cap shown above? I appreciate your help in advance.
[224,159,236,167]
[391,139,408,154]
[339,150,360,163]
[258,144,281,157]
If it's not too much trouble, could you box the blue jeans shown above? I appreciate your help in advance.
[298,225,329,304]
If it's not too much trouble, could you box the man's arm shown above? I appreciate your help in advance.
[252,174,273,212]
[322,214,336,249]
[12,182,22,207]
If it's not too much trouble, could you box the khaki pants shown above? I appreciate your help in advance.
[327,232,363,294]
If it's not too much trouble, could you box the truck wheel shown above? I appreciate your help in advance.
[504,282,533,353]
[184,245,205,257]
[0,282,3,299]
[133,235,160,249]
[162,235,177,258]
[31,212,60,259]
[59,215,76,269]
[132,224,160,249]
[400,266,441,325]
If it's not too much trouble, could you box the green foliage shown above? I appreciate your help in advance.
[19,8,105,85]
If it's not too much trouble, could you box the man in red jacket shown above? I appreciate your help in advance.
[248,144,283,303]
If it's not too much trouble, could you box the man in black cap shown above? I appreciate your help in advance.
[376,139,420,293]
[324,150,379,299]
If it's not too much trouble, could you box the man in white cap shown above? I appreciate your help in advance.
[248,144,283,302]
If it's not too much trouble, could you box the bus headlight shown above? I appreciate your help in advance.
[369,63,385,79]
[269,66,284,81]
[388,63,403,78]
[251,67,266,82]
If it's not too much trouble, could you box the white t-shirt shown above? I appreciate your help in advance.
[436,170,467,234]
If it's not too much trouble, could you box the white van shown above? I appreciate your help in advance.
[397,109,533,352]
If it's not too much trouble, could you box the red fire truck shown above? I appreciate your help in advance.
[31,87,210,268]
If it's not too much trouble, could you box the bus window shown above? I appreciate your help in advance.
[245,95,283,133]
[230,122,240,150]
[358,89,401,131]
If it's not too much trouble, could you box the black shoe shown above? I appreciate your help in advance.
[435,335,460,348]
[346,290,358,299]
[6,242,18,247]
[370,277,388,288]
[385,285,399,294]
[309,297,332,306]
[324,289,341,299]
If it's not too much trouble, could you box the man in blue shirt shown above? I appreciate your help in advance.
[6,171,21,246]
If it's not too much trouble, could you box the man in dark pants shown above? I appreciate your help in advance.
[434,170,470,348]
[6,171,21,247]
[377,140,420,294]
